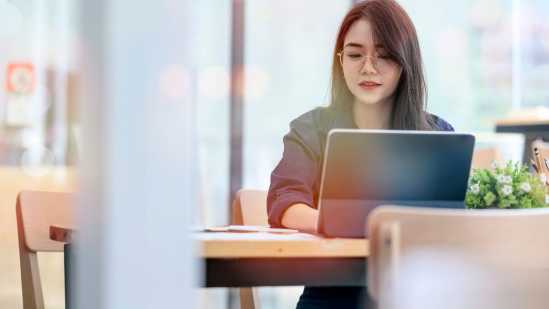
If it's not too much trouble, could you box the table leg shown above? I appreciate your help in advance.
[64,243,71,309]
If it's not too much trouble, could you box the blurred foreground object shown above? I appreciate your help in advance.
[368,206,549,309]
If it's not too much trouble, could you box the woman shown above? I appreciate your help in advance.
[267,0,453,308]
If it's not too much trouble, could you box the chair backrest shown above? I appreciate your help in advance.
[230,189,267,309]
[367,206,549,309]
[471,147,501,170]
[16,190,74,309]
[231,189,268,226]
[17,190,74,252]
[473,132,524,164]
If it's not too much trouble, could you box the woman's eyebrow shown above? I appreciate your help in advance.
[343,42,364,48]
[343,43,386,49]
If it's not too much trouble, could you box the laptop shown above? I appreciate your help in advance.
[316,129,475,238]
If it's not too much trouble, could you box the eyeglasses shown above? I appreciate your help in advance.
[337,50,394,70]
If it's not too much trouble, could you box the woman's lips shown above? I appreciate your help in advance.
[359,81,382,90]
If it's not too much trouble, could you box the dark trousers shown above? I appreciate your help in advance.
[296,287,377,309]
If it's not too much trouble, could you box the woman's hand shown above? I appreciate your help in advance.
[280,203,319,234]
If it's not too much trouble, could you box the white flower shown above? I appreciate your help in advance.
[496,175,512,184]
[519,182,531,193]
[496,174,505,183]
[540,173,547,184]
[470,183,480,194]
[502,185,513,196]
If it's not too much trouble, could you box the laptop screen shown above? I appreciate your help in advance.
[320,130,475,202]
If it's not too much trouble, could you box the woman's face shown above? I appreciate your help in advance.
[340,18,403,107]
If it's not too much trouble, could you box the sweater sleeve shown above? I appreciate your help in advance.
[267,112,323,227]
[429,113,455,132]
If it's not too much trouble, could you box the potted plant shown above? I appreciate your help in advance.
[466,161,548,209]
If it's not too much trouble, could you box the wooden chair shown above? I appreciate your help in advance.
[471,147,501,170]
[231,189,268,309]
[16,190,74,309]
[367,206,549,309]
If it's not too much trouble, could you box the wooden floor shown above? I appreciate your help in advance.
[0,167,76,309]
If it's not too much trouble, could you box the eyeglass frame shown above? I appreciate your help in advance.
[336,49,396,71]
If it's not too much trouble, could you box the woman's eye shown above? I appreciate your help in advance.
[346,54,363,60]
[378,54,391,59]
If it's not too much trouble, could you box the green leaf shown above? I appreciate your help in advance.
[484,192,496,207]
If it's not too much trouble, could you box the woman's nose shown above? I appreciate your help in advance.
[360,55,379,75]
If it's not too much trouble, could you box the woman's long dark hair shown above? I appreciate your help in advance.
[330,0,435,130]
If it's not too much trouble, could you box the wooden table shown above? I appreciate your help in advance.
[51,225,370,287]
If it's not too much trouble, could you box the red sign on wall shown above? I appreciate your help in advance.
[6,63,35,94]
